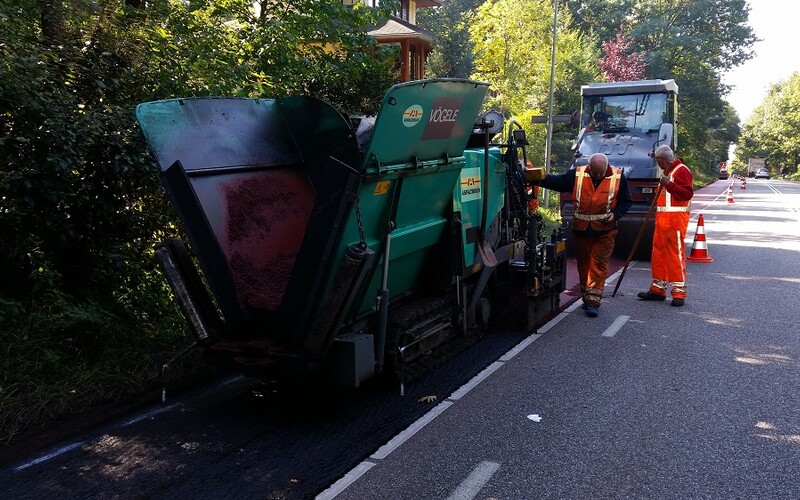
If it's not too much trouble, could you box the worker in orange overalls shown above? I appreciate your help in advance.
[532,153,632,317]
[638,145,694,307]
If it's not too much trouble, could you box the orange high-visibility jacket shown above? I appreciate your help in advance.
[657,160,693,213]
[571,165,623,232]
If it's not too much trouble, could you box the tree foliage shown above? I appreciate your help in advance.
[600,30,646,82]
[733,72,800,175]
[566,0,757,173]
[469,0,599,116]
[1,0,398,298]
[239,0,400,112]
[711,102,740,162]
[466,0,600,169]
[418,0,483,78]
[564,0,635,44]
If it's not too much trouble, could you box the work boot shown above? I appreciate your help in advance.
[637,291,666,301]
[671,298,685,307]
[584,306,599,317]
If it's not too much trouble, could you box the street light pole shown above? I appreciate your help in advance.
[543,0,558,208]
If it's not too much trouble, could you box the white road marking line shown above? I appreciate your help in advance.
[318,342,538,498]
[446,461,501,500]
[317,274,604,497]
[449,362,504,400]
[315,461,377,500]
[538,311,571,333]
[601,315,630,337]
[604,262,632,285]
[12,408,181,472]
[122,374,243,427]
[370,401,454,460]
[120,402,181,426]
[11,374,246,471]
[14,441,84,471]
[499,334,541,361]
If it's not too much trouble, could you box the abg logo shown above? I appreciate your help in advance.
[402,105,424,127]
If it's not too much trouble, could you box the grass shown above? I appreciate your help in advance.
[0,292,209,445]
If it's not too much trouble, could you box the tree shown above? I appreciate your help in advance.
[712,102,741,161]
[239,0,400,114]
[734,72,800,175]
[468,0,599,116]
[417,0,483,78]
[467,0,600,170]
[567,0,636,47]
[565,0,757,175]
[599,30,646,81]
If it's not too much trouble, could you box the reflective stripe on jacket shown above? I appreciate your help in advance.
[572,165,622,231]
[656,163,692,213]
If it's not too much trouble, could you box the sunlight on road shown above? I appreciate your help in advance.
[732,347,796,367]
[719,275,800,285]
[753,421,800,446]
[753,433,800,445]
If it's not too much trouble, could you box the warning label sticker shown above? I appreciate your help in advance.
[373,180,391,196]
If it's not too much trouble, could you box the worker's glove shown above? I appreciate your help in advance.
[659,175,671,186]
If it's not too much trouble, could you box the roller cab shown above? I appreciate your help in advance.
[563,79,678,260]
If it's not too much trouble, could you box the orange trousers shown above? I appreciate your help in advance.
[649,212,690,299]
[575,229,617,307]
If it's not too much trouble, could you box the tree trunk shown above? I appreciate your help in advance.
[38,0,64,47]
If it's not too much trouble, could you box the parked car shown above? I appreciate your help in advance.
[755,167,770,179]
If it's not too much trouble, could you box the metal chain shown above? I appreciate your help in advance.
[353,194,367,249]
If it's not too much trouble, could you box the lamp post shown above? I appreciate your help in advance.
[542,0,558,208]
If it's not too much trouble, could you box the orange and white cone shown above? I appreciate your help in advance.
[687,214,713,263]
[740,177,746,190]
[726,184,735,203]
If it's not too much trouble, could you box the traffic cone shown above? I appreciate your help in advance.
[726,184,734,203]
[687,214,713,263]
[740,177,746,190]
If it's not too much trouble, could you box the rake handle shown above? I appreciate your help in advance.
[611,184,663,297]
